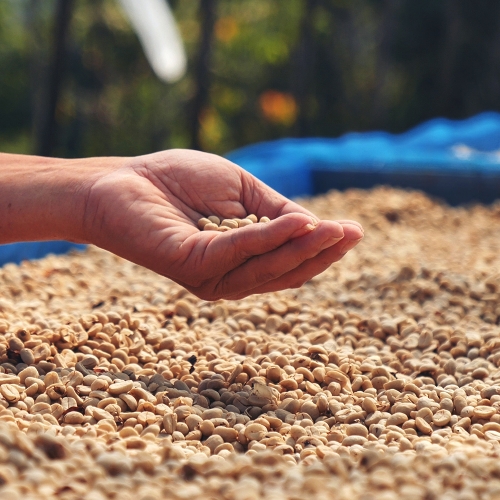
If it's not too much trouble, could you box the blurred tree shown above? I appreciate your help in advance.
[0,0,499,158]
[189,0,217,150]
[36,0,74,157]
[292,0,319,137]
[0,1,32,153]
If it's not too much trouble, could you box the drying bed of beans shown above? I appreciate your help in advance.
[0,187,500,499]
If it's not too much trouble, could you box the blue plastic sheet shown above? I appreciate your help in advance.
[226,112,500,201]
[0,241,86,266]
[2,111,499,266]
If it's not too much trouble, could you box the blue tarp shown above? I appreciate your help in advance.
[0,241,86,266]
[2,111,500,266]
[226,111,500,200]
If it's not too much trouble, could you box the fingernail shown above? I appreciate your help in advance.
[319,236,344,251]
[291,222,316,238]
[341,222,364,236]
[339,237,363,255]
[304,217,319,231]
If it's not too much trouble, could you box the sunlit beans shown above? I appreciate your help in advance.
[198,214,271,231]
[0,186,500,497]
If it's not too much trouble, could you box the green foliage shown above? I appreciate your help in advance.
[0,1,31,149]
[0,0,500,158]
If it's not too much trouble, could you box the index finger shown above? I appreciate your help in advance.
[238,167,318,220]
[238,167,364,231]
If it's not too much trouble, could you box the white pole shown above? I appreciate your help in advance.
[118,0,187,83]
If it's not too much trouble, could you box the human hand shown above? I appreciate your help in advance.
[82,149,363,300]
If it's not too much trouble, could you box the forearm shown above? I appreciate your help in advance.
[0,153,122,244]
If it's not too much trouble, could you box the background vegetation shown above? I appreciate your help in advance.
[1,0,500,158]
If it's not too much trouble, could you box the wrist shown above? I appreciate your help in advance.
[0,153,126,244]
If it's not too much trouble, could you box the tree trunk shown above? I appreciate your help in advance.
[292,0,319,137]
[189,0,217,151]
[36,0,74,157]
[435,0,461,116]
[370,0,399,127]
